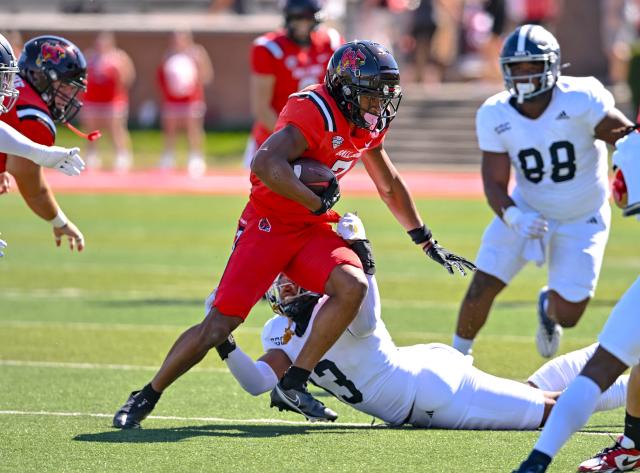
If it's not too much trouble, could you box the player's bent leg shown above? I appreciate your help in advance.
[581,346,630,393]
[453,270,506,353]
[113,308,242,429]
[270,264,367,422]
[548,290,590,328]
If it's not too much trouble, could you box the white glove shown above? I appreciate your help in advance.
[34,146,85,176]
[336,212,367,241]
[503,206,548,239]
[0,235,6,257]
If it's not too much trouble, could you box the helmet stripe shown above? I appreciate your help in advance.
[517,24,533,53]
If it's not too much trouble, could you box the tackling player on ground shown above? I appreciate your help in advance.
[215,212,628,429]
[452,24,634,359]
[113,40,475,429]
[513,130,640,473]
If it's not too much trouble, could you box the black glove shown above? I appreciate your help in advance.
[215,334,237,361]
[424,240,476,276]
[349,239,376,275]
[312,177,340,215]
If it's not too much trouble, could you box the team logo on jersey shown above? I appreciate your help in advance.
[338,47,366,74]
[258,217,271,232]
[332,136,344,149]
[556,110,570,120]
[494,122,511,134]
[36,42,66,67]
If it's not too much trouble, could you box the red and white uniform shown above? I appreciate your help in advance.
[250,27,342,148]
[157,51,205,118]
[212,83,387,319]
[82,51,129,118]
[0,75,55,172]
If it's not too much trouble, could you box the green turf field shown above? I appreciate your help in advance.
[1,192,638,472]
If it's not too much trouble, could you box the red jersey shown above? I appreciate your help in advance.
[250,27,342,146]
[157,52,204,104]
[84,52,128,104]
[249,83,387,222]
[0,75,56,172]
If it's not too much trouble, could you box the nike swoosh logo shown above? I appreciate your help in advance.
[617,455,640,468]
[284,392,301,407]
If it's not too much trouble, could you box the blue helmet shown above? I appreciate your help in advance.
[500,24,561,103]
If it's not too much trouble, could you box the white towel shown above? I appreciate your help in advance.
[523,237,545,267]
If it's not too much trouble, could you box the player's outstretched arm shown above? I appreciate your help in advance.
[7,156,85,251]
[0,122,85,176]
[362,146,476,276]
[216,336,289,396]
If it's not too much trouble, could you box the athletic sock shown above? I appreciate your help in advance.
[141,382,162,405]
[280,366,311,390]
[534,375,602,458]
[452,334,474,355]
[624,412,640,448]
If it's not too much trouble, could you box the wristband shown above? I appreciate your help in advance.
[502,206,522,227]
[407,225,432,245]
[49,209,69,228]
[215,334,237,361]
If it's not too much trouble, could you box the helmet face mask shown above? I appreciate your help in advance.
[0,34,19,114]
[266,274,321,336]
[500,24,560,104]
[326,41,402,132]
[18,36,87,122]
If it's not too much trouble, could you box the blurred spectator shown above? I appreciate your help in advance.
[409,0,439,83]
[209,0,247,14]
[602,0,637,85]
[157,30,214,178]
[430,0,463,80]
[352,0,407,53]
[480,0,506,82]
[81,32,135,172]
[244,0,342,167]
[507,0,557,27]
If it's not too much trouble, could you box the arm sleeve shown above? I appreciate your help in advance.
[347,274,380,338]
[476,105,506,153]
[275,96,326,151]
[225,347,279,396]
[0,121,51,163]
[584,77,616,131]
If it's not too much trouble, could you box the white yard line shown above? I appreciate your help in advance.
[0,410,372,427]
[0,359,227,373]
[0,410,620,434]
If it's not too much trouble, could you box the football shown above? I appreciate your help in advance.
[291,158,336,196]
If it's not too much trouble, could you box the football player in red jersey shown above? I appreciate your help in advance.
[1,36,88,252]
[113,40,475,428]
[243,0,343,167]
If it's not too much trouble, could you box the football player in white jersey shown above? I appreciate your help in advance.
[513,132,640,473]
[452,24,635,359]
[213,213,629,429]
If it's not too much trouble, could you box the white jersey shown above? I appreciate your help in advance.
[476,76,614,221]
[261,297,419,425]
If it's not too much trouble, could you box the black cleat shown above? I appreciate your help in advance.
[270,382,338,422]
[112,390,156,429]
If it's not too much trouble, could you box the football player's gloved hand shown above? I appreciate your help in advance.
[215,334,237,361]
[423,240,476,276]
[503,206,548,239]
[312,176,340,215]
[53,220,85,252]
[36,146,86,177]
[336,212,366,240]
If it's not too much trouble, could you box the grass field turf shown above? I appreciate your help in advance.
[1,191,638,472]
